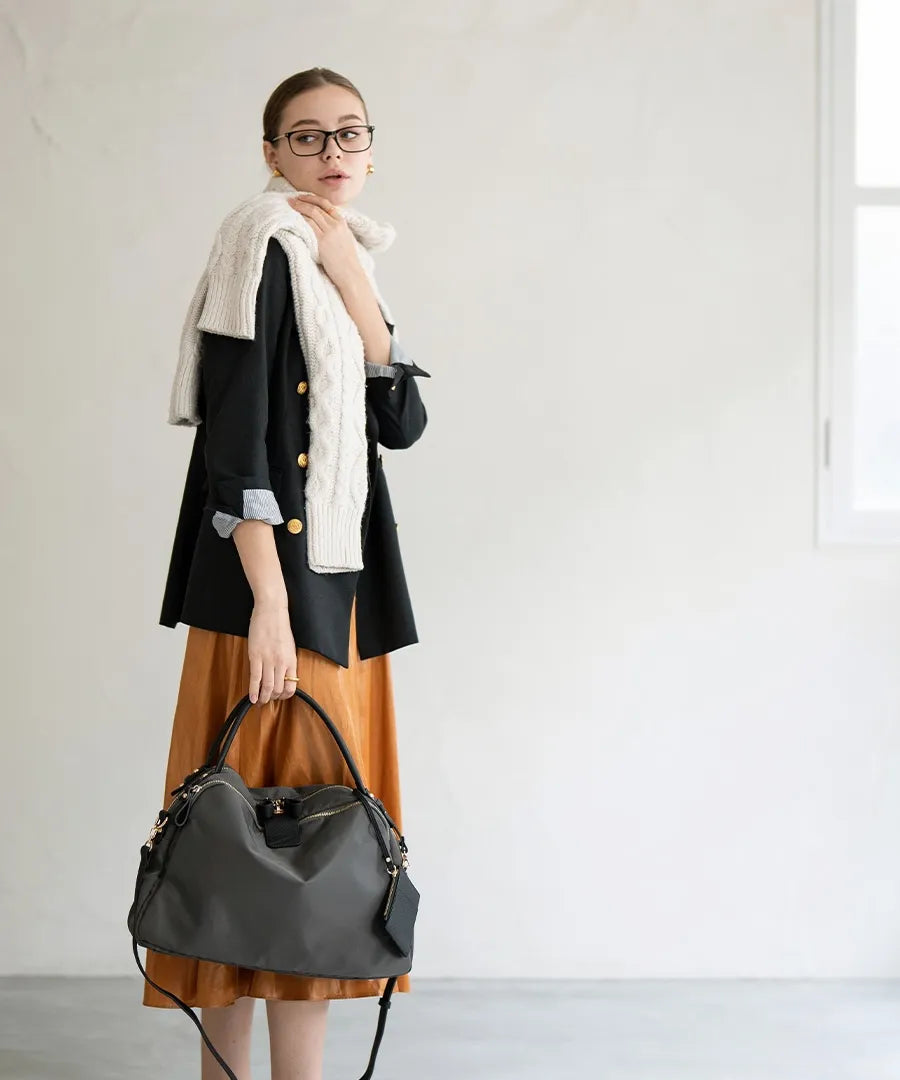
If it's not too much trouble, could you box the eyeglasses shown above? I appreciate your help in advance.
[269,125,375,157]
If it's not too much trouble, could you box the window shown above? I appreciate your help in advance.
[817,0,900,544]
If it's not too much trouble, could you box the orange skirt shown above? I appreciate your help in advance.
[141,595,412,1007]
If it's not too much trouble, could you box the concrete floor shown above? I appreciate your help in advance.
[2,976,900,1078]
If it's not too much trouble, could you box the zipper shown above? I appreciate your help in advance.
[383,868,400,916]
[183,777,363,826]
[266,784,347,812]
[296,784,346,802]
[156,775,386,845]
[190,778,260,820]
[297,802,362,823]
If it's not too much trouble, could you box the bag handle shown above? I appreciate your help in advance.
[201,687,405,868]
[206,687,367,789]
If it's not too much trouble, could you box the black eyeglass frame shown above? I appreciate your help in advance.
[268,124,376,157]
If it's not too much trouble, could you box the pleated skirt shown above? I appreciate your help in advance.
[141,594,412,1008]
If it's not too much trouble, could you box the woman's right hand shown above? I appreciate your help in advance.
[247,600,299,704]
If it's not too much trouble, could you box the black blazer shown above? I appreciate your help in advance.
[159,237,430,667]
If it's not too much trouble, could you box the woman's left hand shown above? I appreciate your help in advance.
[287,192,363,289]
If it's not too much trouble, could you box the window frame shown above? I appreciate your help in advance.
[816,0,900,545]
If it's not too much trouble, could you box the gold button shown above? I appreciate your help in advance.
[296,381,308,394]
[286,519,303,534]
[297,452,308,467]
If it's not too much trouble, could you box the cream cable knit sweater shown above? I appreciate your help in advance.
[168,174,400,574]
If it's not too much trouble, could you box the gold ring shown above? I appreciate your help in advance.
[283,676,299,682]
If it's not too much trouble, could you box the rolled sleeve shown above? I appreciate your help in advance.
[211,489,284,538]
[365,325,431,449]
[201,237,288,537]
[364,334,431,384]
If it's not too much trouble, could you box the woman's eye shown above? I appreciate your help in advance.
[339,129,360,140]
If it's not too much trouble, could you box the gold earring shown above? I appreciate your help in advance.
[272,167,282,177]
[366,163,375,175]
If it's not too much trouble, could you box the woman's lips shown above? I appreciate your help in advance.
[320,176,349,186]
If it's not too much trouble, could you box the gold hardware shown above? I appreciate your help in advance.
[169,777,377,839]
[300,784,348,800]
[299,803,361,823]
[145,813,168,850]
[383,867,400,915]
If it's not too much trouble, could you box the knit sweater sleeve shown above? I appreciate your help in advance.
[201,237,287,539]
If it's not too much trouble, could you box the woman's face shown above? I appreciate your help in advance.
[263,86,373,207]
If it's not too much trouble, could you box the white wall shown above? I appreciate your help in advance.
[3,0,899,979]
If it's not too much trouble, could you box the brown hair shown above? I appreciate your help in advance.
[262,68,369,143]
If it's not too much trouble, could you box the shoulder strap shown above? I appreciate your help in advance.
[131,935,397,1080]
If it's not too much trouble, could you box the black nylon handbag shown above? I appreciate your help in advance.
[127,685,420,1080]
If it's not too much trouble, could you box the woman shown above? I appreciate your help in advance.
[141,68,430,1080]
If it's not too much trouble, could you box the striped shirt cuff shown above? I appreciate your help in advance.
[212,489,284,538]
[364,335,414,379]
